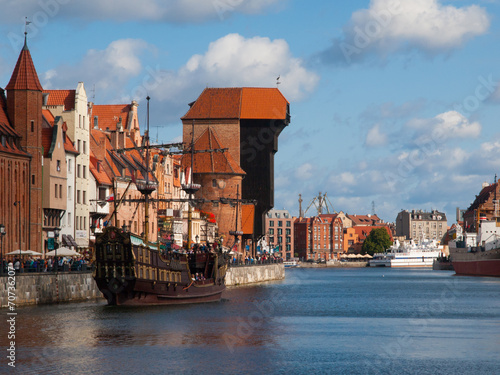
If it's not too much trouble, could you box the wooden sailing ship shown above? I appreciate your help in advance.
[93,98,236,305]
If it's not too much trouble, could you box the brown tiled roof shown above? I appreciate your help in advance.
[91,104,130,131]
[42,109,55,123]
[89,154,112,186]
[64,131,78,155]
[182,127,245,175]
[240,88,289,119]
[44,90,76,111]
[6,43,43,91]
[467,183,498,211]
[348,214,382,226]
[181,87,289,120]
[42,127,53,158]
[0,92,26,156]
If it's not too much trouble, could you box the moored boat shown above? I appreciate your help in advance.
[449,222,500,277]
[369,239,442,268]
[93,227,229,306]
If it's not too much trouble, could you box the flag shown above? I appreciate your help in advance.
[105,194,114,202]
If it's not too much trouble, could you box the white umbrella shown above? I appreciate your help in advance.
[25,250,43,256]
[45,247,81,257]
[6,249,34,256]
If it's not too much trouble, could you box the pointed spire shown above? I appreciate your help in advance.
[5,32,43,91]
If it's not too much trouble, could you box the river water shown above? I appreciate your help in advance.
[3,267,500,374]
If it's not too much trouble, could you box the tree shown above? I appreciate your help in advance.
[362,227,392,255]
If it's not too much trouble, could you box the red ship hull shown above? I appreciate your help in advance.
[452,259,500,277]
[450,245,500,277]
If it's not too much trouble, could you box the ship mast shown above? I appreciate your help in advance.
[135,96,156,243]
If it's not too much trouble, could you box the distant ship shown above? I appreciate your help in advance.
[369,239,442,268]
[93,227,229,306]
[449,221,500,277]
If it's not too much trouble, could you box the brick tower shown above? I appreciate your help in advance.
[182,88,290,241]
[5,37,43,252]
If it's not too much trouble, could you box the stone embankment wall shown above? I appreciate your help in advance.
[0,272,101,308]
[225,264,285,286]
[1,264,285,307]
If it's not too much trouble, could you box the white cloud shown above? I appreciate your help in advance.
[147,33,318,120]
[322,0,490,64]
[408,111,481,141]
[295,163,315,181]
[0,0,283,24]
[43,39,152,93]
[365,123,388,147]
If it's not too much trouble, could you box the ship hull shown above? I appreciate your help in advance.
[450,246,500,277]
[96,278,226,306]
[93,227,229,306]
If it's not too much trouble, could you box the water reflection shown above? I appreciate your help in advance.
[8,268,500,375]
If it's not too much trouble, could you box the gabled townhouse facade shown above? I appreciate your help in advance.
[43,83,90,251]
[41,114,68,253]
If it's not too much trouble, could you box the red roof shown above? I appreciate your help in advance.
[44,90,76,111]
[42,109,55,123]
[6,43,43,91]
[91,104,130,131]
[182,87,289,120]
[182,127,245,175]
[0,92,27,156]
[89,154,112,186]
[348,214,382,226]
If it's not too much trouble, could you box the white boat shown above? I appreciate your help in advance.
[283,260,299,268]
[369,239,443,268]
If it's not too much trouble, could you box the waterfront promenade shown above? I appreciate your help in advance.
[0,261,285,307]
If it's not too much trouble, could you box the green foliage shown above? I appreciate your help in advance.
[362,227,392,256]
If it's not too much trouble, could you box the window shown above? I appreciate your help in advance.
[77,190,81,204]
[77,140,81,152]
[68,186,72,200]
[278,220,283,227]
[55,184,58,198]
[68,212,71,228]
[57,160,61,171]
[269,221,274,227]
[68,159,72,173]
[83,141,87,154]
[286,221,291,227]
[83,191,86,204]
[286,229,291,235]
[76,216,79,230]
[83,166,86,179]
[31,120,34,132]
[59,185,62,199]
[98,187,106,201]
[278,228,282,235]
[79,115,82,128]
[269,228,274,235]
[77,164,81,178]
[32,174,35,185]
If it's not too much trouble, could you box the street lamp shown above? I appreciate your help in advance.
[195,234,199,244]
[54,227,60,273]
[0,224,5,275]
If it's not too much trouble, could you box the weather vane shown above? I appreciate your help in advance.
[24,17,31,37]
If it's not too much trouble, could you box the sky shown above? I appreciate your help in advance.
[1,0,500,224]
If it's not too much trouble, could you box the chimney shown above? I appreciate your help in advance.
[110,130,118,150]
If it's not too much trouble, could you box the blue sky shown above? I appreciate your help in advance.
[1,0,499,224]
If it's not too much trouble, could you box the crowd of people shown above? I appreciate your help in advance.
[2,256,90,274]
[231,254,283,266]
